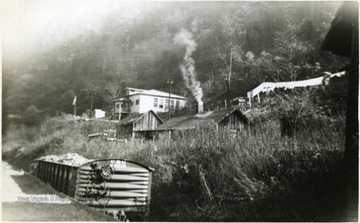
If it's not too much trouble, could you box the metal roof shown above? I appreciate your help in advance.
[155,107,249,131]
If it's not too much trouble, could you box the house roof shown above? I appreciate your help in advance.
[130,89,187,100]
[155,107,249,131]
[321,2,358,58]
[114,87,187,101]
[117,110,164,126]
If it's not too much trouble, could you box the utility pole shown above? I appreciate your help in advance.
[90,85,93,118]
[167,80,173,120]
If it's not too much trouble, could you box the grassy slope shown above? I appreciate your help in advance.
[2,114,346,221]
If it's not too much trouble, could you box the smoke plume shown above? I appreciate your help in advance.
[174,29,203,104]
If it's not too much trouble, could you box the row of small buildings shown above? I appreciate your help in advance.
[111,70,347,140]
[116,107,249,140]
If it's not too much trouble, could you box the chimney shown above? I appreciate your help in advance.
[197,102,204,113]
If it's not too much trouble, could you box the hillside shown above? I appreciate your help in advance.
[3,2,348,124]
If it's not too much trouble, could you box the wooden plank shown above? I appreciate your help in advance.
[84,200,147,207]
[76,188,148,193]
[78,172,150,177]
[77,179,149,185]
[79,166,149,173]
[76,191,147,201]
[108,191,149,198]
[78,174,148,181]
[97,206,147,213]
[108,174,149,181]
[76,191,148,198]
[77,182,148,189]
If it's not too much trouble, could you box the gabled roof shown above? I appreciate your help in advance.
[155,107,249,131]
[117,110,164,126]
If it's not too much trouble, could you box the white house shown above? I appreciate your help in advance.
[114,87,187,119]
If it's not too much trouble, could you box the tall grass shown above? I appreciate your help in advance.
[2,114,345,221]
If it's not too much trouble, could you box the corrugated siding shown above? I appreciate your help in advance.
[75,160,152,213]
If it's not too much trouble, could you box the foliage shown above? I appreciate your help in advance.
[2,2,347,125]
[2,108,345,221]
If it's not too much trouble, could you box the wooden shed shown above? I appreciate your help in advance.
[155,107,249,134]
[116,110,163,140]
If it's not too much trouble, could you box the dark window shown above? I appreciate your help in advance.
[136,99,139,105]
[116,104,120,108]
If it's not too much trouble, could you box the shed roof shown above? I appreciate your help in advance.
[118,113,143,126]
[155,107,249,131]
[117,110,163,126]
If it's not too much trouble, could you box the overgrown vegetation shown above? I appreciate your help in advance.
[3,106,345,221]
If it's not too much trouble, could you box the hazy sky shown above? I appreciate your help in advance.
[2,0,143,61]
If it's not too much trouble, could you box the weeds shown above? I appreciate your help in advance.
[2,113,345,221]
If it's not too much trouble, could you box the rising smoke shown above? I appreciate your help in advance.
[174,29,203,104]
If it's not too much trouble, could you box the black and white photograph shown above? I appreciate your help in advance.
[2,0,358,221]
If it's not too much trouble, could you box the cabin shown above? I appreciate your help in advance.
[113,87,187,120]
[154,107,249,137]
[116,110,164,140]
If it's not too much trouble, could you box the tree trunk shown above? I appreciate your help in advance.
[227,48,233,108]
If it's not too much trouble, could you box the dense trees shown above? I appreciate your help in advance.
[3,2,347,125]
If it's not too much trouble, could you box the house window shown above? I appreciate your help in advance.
[116,104,120,108]
[165,99,169,110]
[175,100,180,110]
[170,99,175,110]
[154,98,158,107]
[159,99,164,108]
[136,99,139,105]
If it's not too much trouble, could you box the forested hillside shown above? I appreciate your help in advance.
[3,2,348,125]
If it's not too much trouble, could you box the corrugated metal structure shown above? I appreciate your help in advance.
[116,110,163,140]
[36,159,154,220]
[155,107,249,132]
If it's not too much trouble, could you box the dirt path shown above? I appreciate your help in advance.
[2,162,114,221]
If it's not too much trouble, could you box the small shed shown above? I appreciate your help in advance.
[155,107,249,134]
[116,110,163,140]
